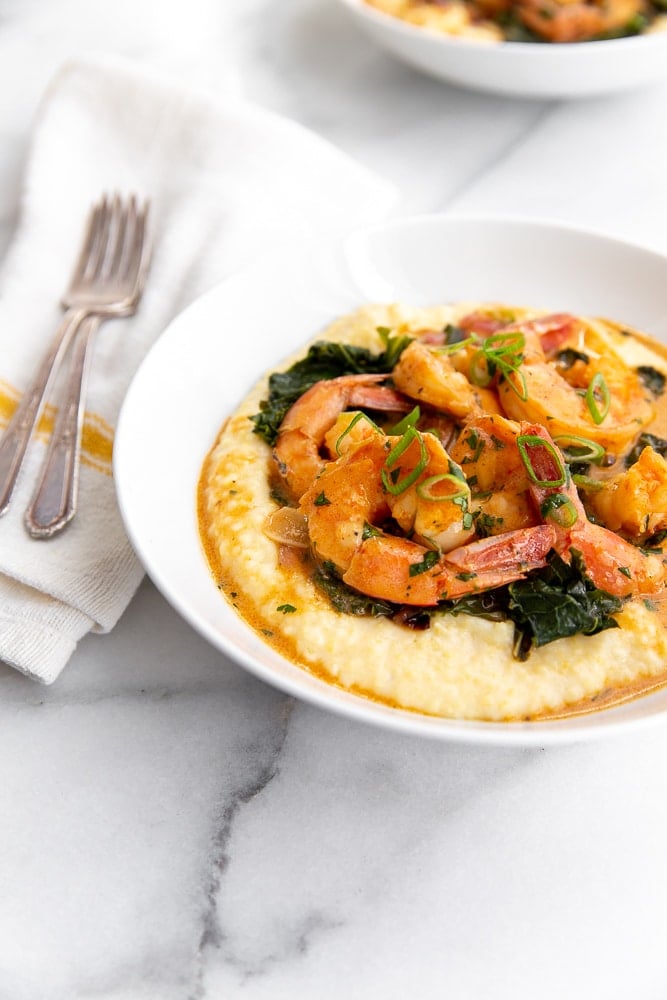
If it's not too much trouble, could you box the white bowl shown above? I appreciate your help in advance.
[114,214,667,746]
[336,0,667,99]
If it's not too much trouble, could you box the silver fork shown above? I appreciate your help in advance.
[0,193,151,536]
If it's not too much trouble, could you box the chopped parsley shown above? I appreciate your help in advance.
[408,550,440,577]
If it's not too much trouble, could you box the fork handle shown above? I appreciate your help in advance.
[25,314,101,539]
[0,307,88,517]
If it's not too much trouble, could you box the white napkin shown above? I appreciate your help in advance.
[0,53,395,683]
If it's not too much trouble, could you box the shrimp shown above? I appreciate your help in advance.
[300,431,476,565]
[459,310,578,351]
[343,526,556,606]
[273,374,410,503]
[382,432,478,552]
[521,423,667,598]
[299,429,556,606]
[391,340,490,419]
[449,413,538,534]
[588,446,667,540]
[392,314,579,423]
[498,317,655,455]
[299,439,389,573]
[515,0,643,41]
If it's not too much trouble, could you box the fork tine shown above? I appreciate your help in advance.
[68,199,105,289]
[98,193,125,282]
[70,193,150,302]
[120,198,150,289]
[113,194,138,282]
[83,194,113,282]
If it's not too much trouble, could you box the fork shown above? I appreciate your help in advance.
[0,193,151,536]
[26,194,151,538]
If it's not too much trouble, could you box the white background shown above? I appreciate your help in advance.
[1,2,667,998]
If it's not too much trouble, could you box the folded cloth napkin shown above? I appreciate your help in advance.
[0,53,395,683]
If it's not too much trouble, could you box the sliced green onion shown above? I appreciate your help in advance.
[469,350,493,387]
[553,434,606,465]
[416,473,470,502]
[437,336,476,355]
[334,411,381,455]
[586,372,610,425]
[484,330,525,357]
[466,329,528,402]
[539,493,578,528]
[517,434,566,487]
[572,474,605,492]
[381,426,428,496]
[389,405,420,436]
[502,367,528,402]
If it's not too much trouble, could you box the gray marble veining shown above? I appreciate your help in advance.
[2,2,667,998]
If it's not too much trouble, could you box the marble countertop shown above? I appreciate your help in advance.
[3,2,667,998]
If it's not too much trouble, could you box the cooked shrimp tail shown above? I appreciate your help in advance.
[521,422,667,598]
[342,524,556,606]
[274,374,410,502]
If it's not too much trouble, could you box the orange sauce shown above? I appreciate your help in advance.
[197,318,667,723]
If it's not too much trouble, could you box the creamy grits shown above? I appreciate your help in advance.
[198,302,667,722]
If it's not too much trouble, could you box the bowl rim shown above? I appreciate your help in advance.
[115,211,667,747]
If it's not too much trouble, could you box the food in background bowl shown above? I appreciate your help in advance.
[198,301,667,722]
[364,0,667,42]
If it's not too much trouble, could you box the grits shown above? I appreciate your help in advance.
[198,302,667,722]
[364,0,667,44]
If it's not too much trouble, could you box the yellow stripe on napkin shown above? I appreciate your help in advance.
[0,380,113,475]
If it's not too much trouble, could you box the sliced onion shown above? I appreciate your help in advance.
[263,507,309,548]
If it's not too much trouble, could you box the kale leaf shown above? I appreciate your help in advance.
[249,336,411,446]
[637,365,666,398]
[507,550,622,651]
[313,566,395,618]
[433,550,622,659]
[625,432,667,467]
